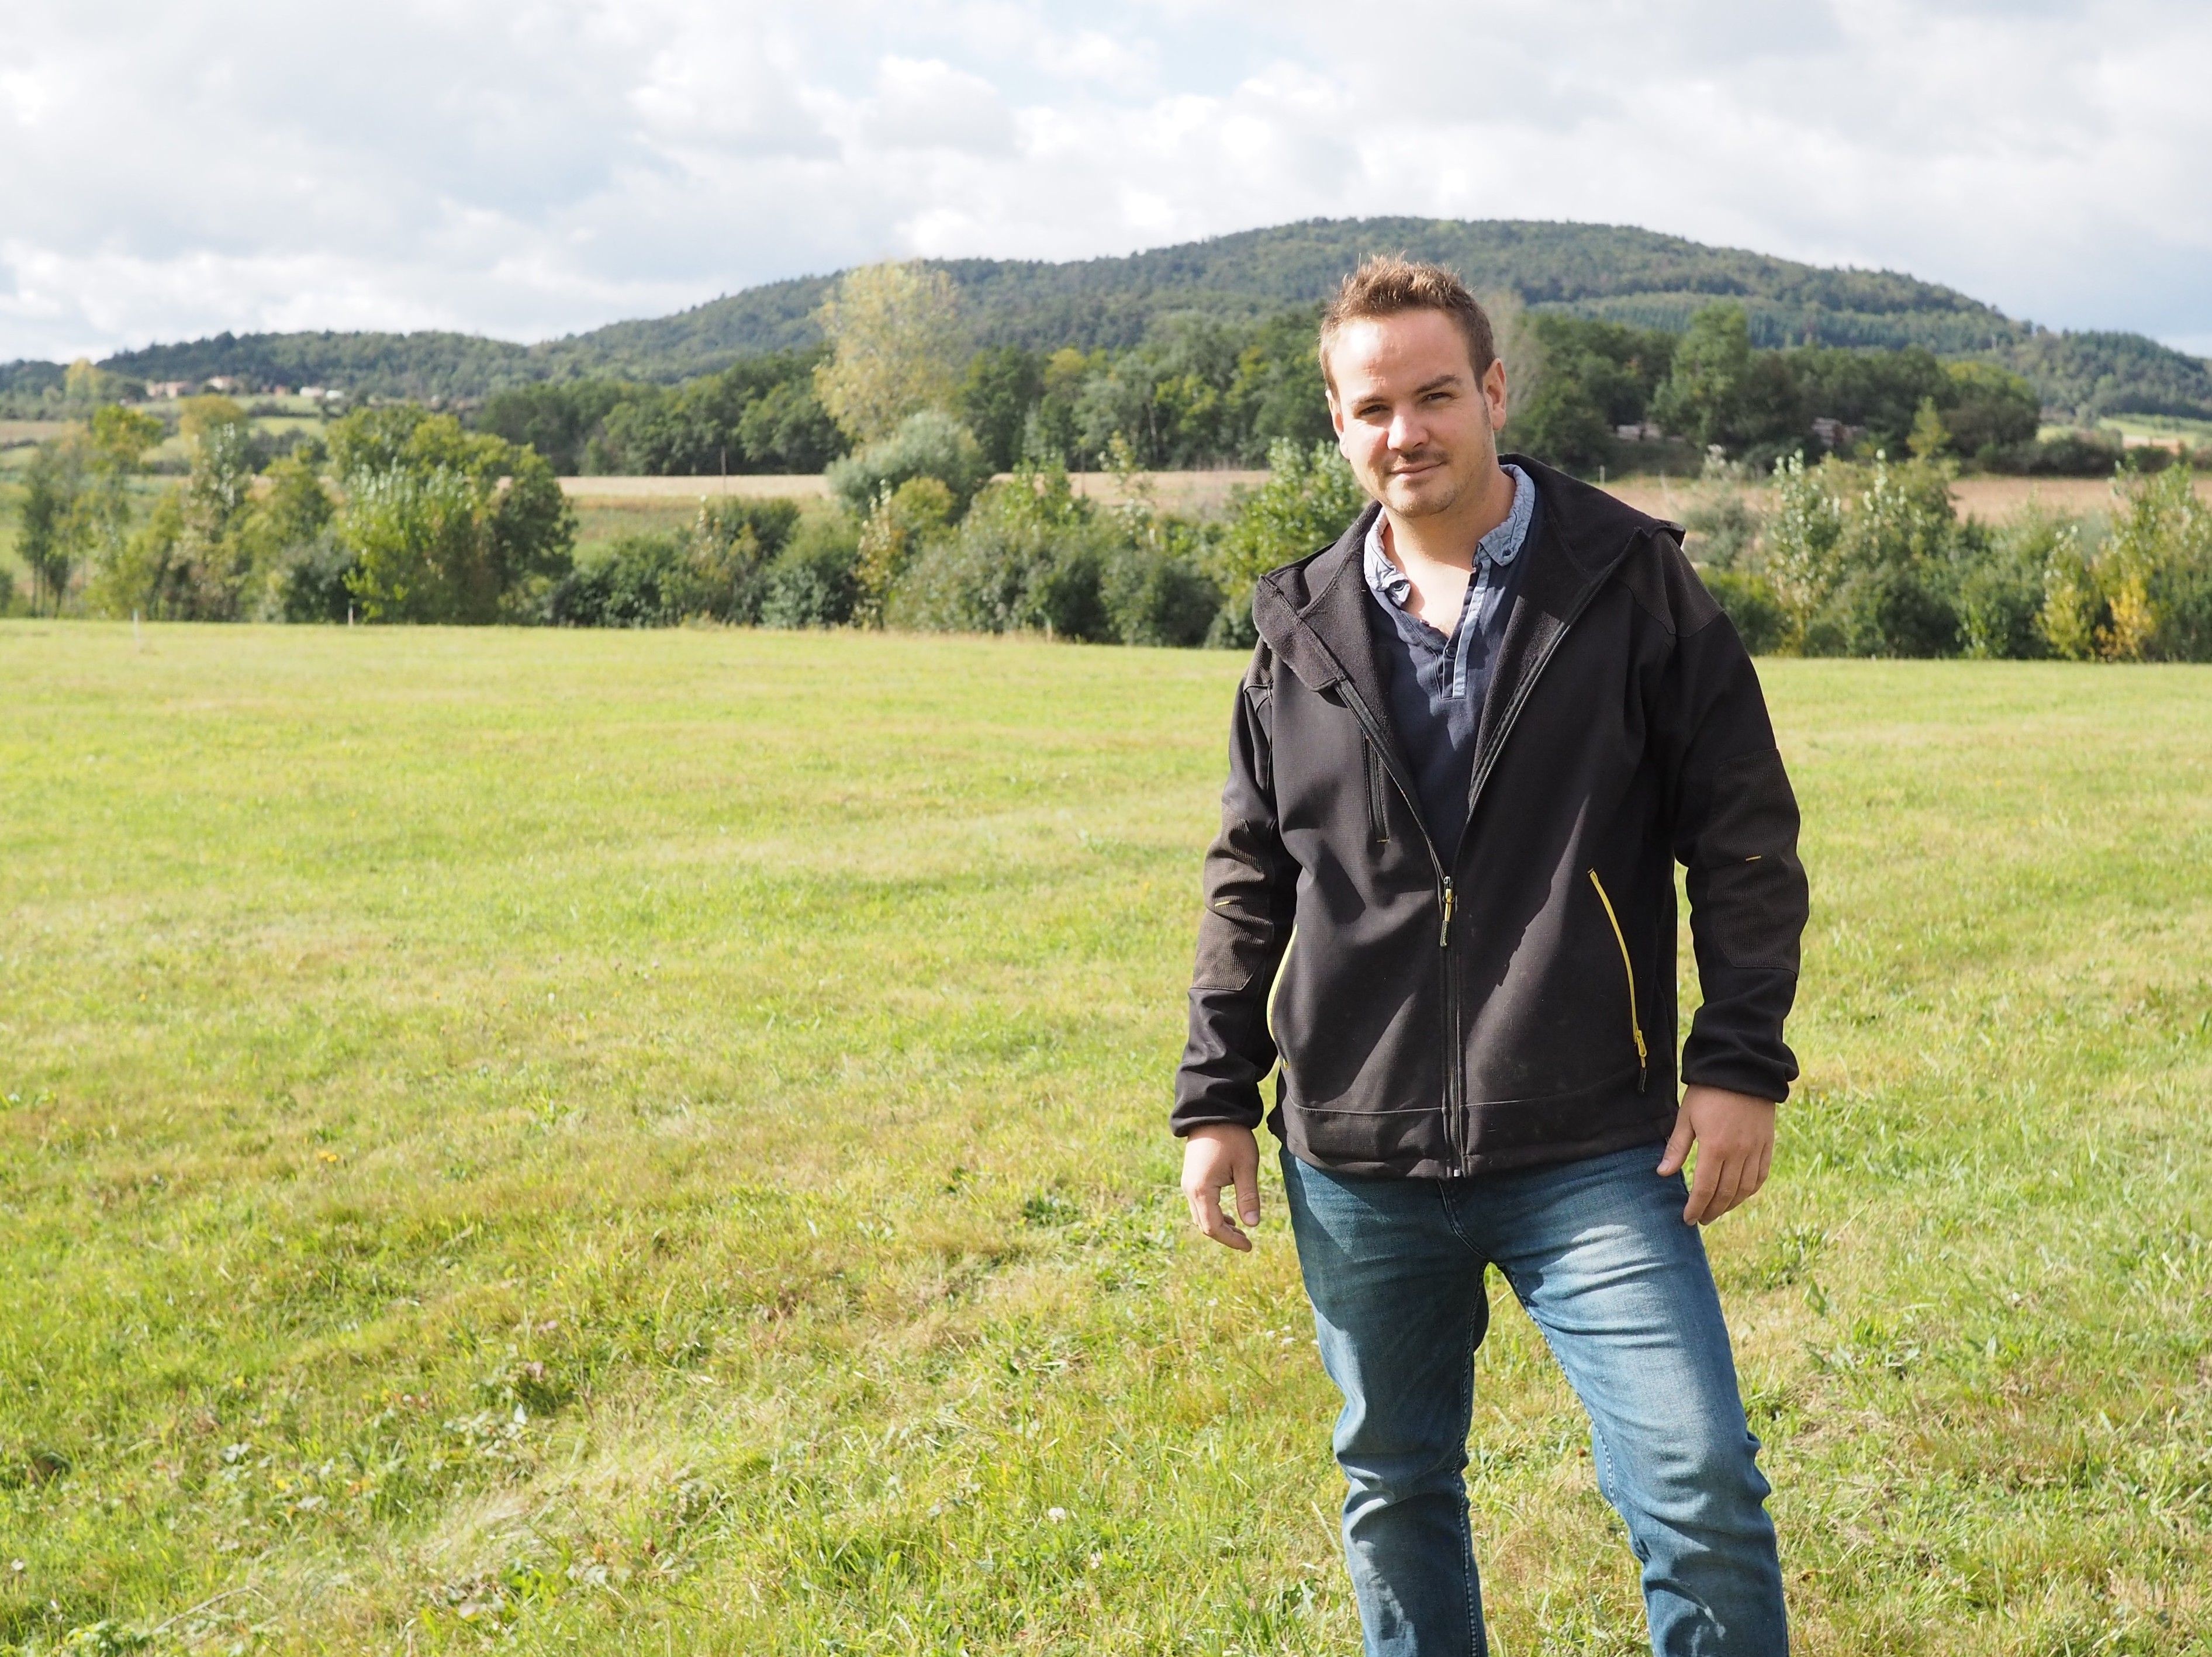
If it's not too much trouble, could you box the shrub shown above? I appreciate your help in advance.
[1102,534,1223,648]
[270,534,359,624]
[1957,514,2059,660]
[760,504,863,628]
[853,478,956,626]
[548,534,688,628]
[2099,462,2212,660]
[1699,568,1788,654]
[889,466,1115,639]
[826,410,991,518]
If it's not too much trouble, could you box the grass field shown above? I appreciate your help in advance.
[2,625,2210,1655]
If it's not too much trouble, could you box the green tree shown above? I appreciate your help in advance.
[1940,361,2041,456]
[958,346,1045,472]
[1226,309,1334,457]
[813,262,964,445]
[329,406,574,622]
[19,440,87,614]
[1907,397,1951,460]
[20,406,162,613]
[1653,304,1756,452]
[245,451,344,620]
[1759,452,1845,648]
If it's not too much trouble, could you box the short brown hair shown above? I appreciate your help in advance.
[1317,255,1495,392]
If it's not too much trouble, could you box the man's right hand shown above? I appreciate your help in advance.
[1180,1124,1261,1251]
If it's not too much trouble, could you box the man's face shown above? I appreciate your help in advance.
[1325,310,1509,520]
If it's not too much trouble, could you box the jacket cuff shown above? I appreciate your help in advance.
[1680,964,1799,1103]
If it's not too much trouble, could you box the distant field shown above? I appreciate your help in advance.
[556,471,1270,518]
[2,625,2208,1655]
[565,470,2208,527]
[1605,471,2212,527]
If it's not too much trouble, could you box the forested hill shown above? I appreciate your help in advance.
[587,219,2026,364]
[65,217,2212,418]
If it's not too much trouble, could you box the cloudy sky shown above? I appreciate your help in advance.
[3,0,2207,364]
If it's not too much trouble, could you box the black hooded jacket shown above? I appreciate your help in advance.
[1173,458,1808,1179]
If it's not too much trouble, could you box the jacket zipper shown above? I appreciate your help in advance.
[1586,869,1648,1090]
[1437,575,1617,1164]
[1332,690,1463,1163]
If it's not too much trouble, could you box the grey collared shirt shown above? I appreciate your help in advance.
[1360,463,1539,849]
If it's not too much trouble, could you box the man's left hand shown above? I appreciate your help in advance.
[1657,1085,1776,1225]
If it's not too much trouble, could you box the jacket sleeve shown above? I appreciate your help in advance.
[1648,544,1810,1103]
[1171,646,1302,1136]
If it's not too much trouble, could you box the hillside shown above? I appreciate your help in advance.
[47,217,2212,418]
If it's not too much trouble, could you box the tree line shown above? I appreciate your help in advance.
[464,284,2194,485]
[8,260,2207,659]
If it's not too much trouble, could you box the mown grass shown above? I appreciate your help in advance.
[1,624,2208,1656]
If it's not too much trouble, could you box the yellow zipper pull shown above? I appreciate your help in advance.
[1439,879,1455,948]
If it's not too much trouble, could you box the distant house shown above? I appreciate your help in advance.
[147,380,194,399]
[205,375,241,393]
[1810,417,1866,451]
[1613,422,1663,442]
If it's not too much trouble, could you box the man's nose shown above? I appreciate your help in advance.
[1388,410,1425,451]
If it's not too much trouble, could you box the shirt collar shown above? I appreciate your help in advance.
[1362,463,1534,613]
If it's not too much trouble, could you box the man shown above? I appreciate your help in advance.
[1174,257,1806,1657]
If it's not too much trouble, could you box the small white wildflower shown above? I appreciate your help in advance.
[1046,1507,1068,1524]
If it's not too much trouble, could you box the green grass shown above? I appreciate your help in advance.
[2,627,2209,1656]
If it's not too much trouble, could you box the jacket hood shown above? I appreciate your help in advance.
[1251,455,1681,700]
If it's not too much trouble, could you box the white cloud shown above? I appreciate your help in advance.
[0,0,2205,362]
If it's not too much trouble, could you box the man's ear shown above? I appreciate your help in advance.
[1482,358,1509,432]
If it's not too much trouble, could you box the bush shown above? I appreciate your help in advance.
[888,467,1115,639]
[853,478,956,625]
[545,497,803,627]
[2100,462,2212,660]
[1102,537,1223,648]
[760,504,863,628]
[1955,518,2054,660]
[270,534,360,623]
[1981,431,2131,476]
[1682,494,1760,568]
[1699,568,1787,653]
[1821,561,1959,658]
[548,534,689,627]
[826,411,992,518]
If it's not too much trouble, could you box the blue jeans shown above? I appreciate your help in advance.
[1281,1144,1786,1657]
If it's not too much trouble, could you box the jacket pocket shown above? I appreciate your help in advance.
[1364,742,1390,843]
[1586,869,1648,1090]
